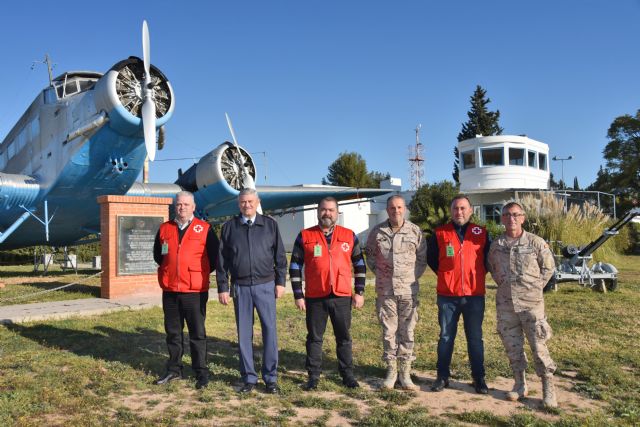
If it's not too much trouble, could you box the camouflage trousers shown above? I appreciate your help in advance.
[496,305,556,376]
[376,294,419,362]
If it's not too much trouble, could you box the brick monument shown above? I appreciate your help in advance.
[98,195,173,299]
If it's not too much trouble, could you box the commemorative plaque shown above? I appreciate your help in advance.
[117,216,163,275]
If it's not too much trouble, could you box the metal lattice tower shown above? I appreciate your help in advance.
[408,124,425,190]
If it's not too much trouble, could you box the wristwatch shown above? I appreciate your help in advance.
[355,290,364,296]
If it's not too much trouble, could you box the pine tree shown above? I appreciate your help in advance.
[454,85,504,183]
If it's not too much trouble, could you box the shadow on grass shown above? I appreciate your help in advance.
[5,322,307,382]
[0,268,100,278]
[8,281,100,297]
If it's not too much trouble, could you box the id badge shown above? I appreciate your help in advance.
[313,244,322,257]
[446,244,455,257]
[161,241,169,255]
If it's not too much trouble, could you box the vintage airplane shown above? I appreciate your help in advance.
[0,21,389,250]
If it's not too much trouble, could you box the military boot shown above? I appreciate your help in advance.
[398,360,419,391]
[541,374,558,408]
[506,370,528,401]
[381,360,398,390]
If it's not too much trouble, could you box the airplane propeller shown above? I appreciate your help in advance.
[225,113,256,189]
[141,20,156,161]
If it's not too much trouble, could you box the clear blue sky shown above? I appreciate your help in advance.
[1,0,638,190]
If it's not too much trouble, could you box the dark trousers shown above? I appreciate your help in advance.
[436,295,485,380]
[233,281,278,384]
[305,294,353,379]
[163,291,208,380]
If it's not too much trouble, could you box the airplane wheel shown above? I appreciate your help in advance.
[605,278,618,292]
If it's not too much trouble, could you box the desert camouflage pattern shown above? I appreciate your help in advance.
[488,231,555,312]
[488,230,557,376]
[496,305,556,375]
[365,220,427,296]
[376,294,419,362]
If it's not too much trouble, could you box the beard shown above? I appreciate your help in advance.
[319,216,335,228]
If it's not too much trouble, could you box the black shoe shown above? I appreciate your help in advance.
[473,378,489,394]
[195,377,209,390]
[155,372,181,385]
[431,377,449,392]
[304,377,319,391]
[342,376,360,389]
[265,382,279,394]
[239,383,255,393]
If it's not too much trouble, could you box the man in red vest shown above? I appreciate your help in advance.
[289,197,366,390]
[427,195,490,394]
[153,191,219,390]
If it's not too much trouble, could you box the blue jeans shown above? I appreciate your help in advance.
[436,295,485,380]
[233,281,278,385]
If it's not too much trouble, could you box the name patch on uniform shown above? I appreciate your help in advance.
[161,241,169,255]
[314,244,322,257]
[446,244,455,257]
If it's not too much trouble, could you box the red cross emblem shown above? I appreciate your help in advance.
[193,224,203,233]
[341,242,350,252]
[471,226,482,235]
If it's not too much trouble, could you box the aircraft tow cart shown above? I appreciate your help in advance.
[546,207,640,293]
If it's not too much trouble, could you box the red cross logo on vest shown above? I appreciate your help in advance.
[341,242,350,252]
[471,226,482,235]
[193,224,203,233]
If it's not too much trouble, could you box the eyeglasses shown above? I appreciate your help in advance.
[502,213,524,218]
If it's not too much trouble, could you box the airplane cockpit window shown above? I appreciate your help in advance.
[79,80,96,92]
[55,78,97,99]
[65,81,79,96]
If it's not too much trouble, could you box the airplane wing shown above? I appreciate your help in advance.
[201,185,392,219]
[0,172,41,245]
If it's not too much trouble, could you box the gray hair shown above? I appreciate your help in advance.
[239,188,259,198]
[175,190,195,204]
[502,201,525,214]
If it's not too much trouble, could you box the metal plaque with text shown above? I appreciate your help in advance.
[117,216,163,276]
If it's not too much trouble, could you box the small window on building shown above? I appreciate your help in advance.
[527,150,538,168]
[481,148,504,166]
[484,204,502,223]
[509,148,525,166]
[461,150,476,169]
[538,153,547,170]
[30,119,39,140]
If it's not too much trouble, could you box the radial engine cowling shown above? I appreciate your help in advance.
[93,57,175,136]
[175,142,257,217]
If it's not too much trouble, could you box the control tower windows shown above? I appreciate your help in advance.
[509,148,525,166]
[527,150,538,168]
[481,148,504,166]
[462,150,476,169]
[538,153,547,170]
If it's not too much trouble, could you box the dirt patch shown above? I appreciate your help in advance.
[114,370,604,425]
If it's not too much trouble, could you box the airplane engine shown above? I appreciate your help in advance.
[175,142,257,218]
[93,57,175,136]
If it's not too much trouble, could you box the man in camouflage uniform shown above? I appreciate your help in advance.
[366,195,427,390]
[487,202,558,408]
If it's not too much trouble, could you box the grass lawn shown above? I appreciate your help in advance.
[0,256,639,426]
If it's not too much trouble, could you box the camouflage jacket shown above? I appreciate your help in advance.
[365,220,427,296]
[488,231,555,312]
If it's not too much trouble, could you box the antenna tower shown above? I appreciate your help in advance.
[408,124,425,190]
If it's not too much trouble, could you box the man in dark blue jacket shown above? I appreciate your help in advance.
[217,188,287,394]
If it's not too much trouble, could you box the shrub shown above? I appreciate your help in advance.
[518,192,632,262]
